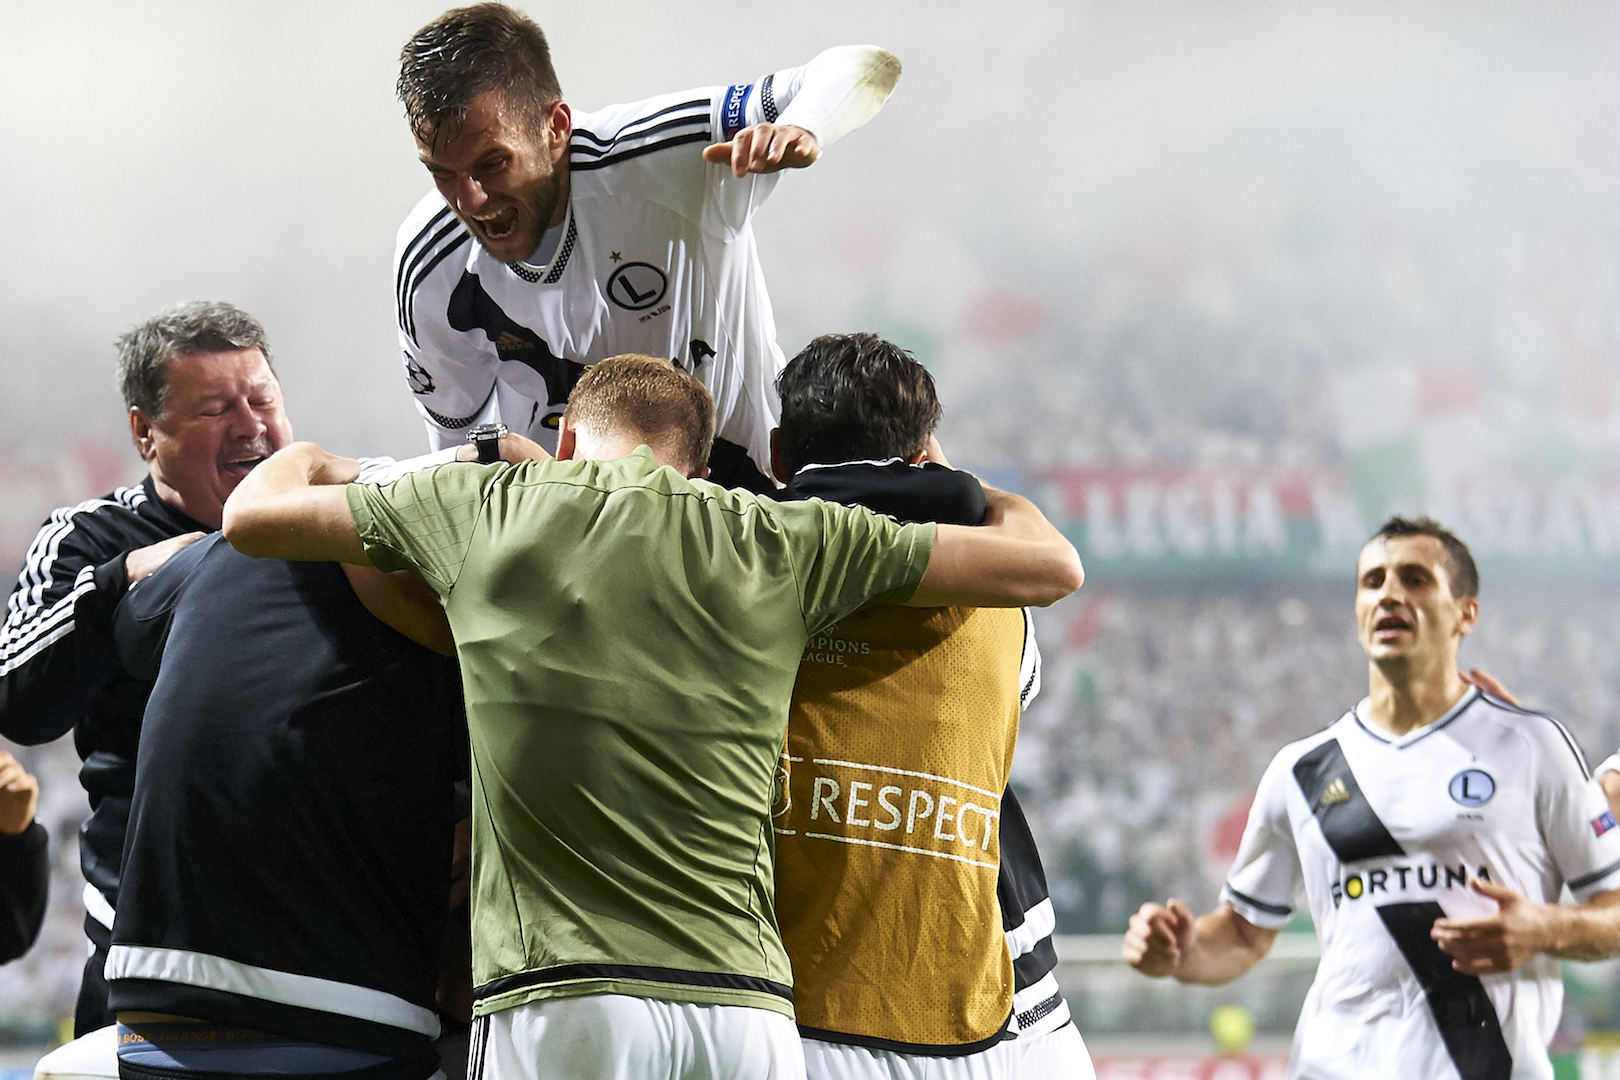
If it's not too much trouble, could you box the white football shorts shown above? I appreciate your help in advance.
[470,994,805,1080]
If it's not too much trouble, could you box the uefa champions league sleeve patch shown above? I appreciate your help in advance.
[1593,810,1618,837]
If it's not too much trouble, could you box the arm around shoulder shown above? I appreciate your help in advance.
[906,485,1082,608]
[222,443,370,566]
[342,565,454,656]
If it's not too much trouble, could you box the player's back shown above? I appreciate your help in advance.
[772,459,1030,1051]
[348,449,933,1018]
[107,533,464,1066]
[1225,690,1620,1079]
[777,602,1027,1049]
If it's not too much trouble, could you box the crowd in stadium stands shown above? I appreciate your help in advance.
[942,295,1348,473]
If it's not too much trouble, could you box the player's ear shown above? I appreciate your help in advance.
[556,416,578,461]
[545,101,572,163]
[1456,595,1480,637]
[129,407,157,462]
[770,428,788,483]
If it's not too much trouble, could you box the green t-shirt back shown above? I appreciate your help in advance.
[347,448,934,1018]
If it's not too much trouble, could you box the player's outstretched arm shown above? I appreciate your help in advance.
[702,45,902,177]
[222,443,370,566]
[907,485,1082,608]
[1433,879,1620,972]
[1124,899,1279,986]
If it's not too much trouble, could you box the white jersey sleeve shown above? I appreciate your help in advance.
[354,448,459,486]
[565,46,901,243]
[1221,749,1304,930]
[393,195,491,450]
[702,46,900,238]
[1595,751,1620,779]
[774,46,901,149]
[1528,715,1620,901]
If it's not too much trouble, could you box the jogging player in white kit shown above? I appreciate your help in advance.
[1124,517,1620,1080]
[393,3,901,490]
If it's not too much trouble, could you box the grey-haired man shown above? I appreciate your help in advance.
[0,300,292,1033]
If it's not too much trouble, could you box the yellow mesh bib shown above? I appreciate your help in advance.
[774,604,1024,1048]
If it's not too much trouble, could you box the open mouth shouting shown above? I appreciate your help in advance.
[220,440,275,481]
[473,205,521,242]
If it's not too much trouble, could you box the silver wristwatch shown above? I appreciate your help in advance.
[467,423,508,465]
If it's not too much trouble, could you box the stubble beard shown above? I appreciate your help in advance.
[502,166,565,266]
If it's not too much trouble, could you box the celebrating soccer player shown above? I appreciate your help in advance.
[393,3,901,490]
[1124,517,1620,1078]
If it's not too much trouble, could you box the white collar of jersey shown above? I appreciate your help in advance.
[1351,685,1481,748]
[792,457,914,478]
[498,204,574,284]
[519,213,570,272]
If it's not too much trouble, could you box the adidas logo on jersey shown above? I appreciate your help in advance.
[495,331,535,351]
[1318,778,1350,807]
[1331,862,1492,906]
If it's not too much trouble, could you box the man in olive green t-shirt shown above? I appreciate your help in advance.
[221,356,1082,1079]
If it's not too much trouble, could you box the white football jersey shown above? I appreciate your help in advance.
[1223,688,1620,1080]
[395,59,841,485]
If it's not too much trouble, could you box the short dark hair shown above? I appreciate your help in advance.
[564,355,715,476]
[1369,516,1479,599]
[116,301,274,423]
[398,3,562,146]
[775,333,942,476]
